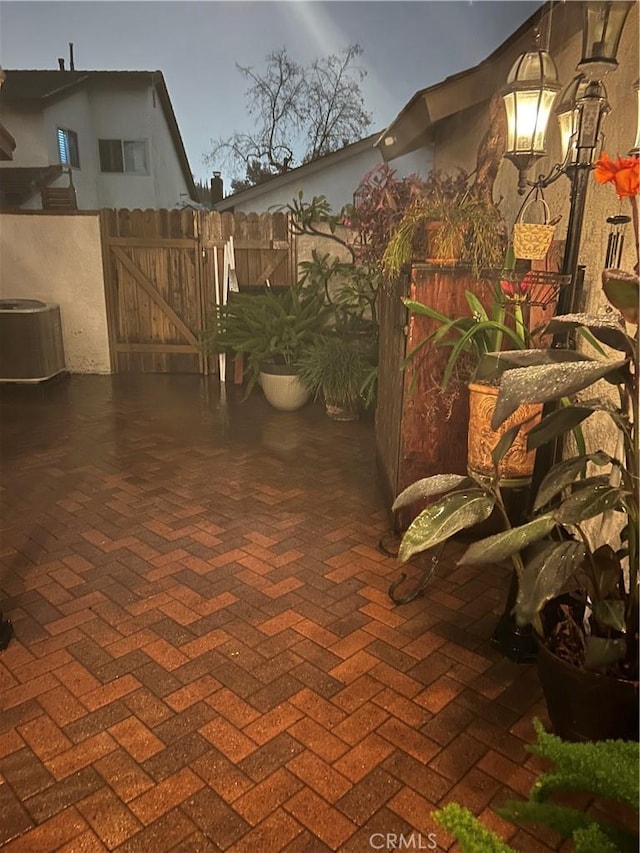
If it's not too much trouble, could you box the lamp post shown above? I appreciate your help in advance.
[492,0,634,663]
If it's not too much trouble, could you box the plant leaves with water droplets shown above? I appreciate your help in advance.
[459,515,556,566]
[584,636,626,670]
[526,407,593,451]
[392,475,470,511]
[534,452,611,511]
[554,483,625,525]
[514,541,585,626]
[545,313,635,355]
[592,600,626,633]
[491,359,628,429]
[398,490,494,563]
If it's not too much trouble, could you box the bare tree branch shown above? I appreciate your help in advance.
[204,44,372,190]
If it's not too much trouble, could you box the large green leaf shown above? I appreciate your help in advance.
[592,600,626,633]
[527,407,594,450]
[392,474,470,511]
[491,359,628,429]
[545,311,636,355]
[514,541,585,626]
[584,636,626,670]
[459,515,556,566]
[554,484,625,525]
[398,490,494,563]
[590,545,623,599]
[534,452,611,510]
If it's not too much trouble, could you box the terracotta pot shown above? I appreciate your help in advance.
[423,221,462,266]
[537,638,639,742]
[467,382,542,485]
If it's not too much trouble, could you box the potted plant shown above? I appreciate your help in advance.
[382,169,506,279]
[401,257,570,484]
[296,333,376,421]
[393,277,639,741]
[200,282,330,411]
[434,719,639,852]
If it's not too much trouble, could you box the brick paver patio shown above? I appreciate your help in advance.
[0,375,555,852]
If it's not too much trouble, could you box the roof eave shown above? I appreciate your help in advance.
[215,133,381,210]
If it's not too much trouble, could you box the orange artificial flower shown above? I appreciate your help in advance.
[594,152,640,198]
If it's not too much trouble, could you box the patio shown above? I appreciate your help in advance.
[0,375,554,852]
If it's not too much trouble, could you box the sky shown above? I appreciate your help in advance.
[0,1,543,184]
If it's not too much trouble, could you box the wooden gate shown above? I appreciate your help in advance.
[100,208,296,374]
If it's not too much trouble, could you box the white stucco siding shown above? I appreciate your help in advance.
[230,147,383,215]
[0,107,47,164]
[0,213,111,373]
[90,85,157,209]
[42,89,100,208]
[150,87,193,208]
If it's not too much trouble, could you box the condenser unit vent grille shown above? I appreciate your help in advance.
[0,299,66,382]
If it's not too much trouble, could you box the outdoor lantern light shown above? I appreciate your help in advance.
[555,75,588,164]
[502,49,561,193]
[632,78,640,156]
[495,1,634,663]
[556,74,610,167]
[579,1,634,79]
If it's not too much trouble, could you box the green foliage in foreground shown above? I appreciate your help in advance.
[433,721,639,853]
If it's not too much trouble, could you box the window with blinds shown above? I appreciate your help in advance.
[57,128,80,168]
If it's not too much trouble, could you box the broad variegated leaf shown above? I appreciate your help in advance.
[392,475,470,511]
[545,312,635,354]
[458,515,556,566]
[526,407,593,450]
[398,490,494,563]
[534,452,611,510]
[592,600,626,633]
[514,541,585,626]
[491,359,628,429]
[584,636,626,670]
[554,484,625,525]
[475,349,588,384]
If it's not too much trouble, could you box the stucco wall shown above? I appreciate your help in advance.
[228,146,434,216]
[0,213,111,373]
[431,3,639,303]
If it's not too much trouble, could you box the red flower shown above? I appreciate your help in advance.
[594,152,640,199]
[500,271,535,302]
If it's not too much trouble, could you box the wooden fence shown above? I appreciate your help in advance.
[100,208,297,374]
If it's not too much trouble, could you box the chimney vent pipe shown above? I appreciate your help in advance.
[69,42,75,71]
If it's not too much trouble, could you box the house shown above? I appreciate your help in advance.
[374,1,639,288]
[214,133,431,215]
[0,68,197,210]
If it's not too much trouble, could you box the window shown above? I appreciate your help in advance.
[57,128,80,168]
[98,139,148,174]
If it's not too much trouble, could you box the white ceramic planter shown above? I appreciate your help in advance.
[259,365,310,412]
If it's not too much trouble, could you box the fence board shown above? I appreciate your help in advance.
[101,208,297,374]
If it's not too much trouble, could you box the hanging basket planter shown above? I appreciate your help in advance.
[513,197,557,261]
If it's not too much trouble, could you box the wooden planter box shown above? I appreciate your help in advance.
[375,263,492,530]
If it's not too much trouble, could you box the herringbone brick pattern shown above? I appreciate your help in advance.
[0,376,553,851]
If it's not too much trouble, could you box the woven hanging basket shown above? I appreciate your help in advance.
[513,197,556,260]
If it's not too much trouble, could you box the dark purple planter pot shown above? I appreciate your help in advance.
[537,639,639,742]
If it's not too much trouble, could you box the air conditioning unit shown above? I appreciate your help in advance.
[0,299,66,382]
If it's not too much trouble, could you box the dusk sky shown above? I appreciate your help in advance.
[1,1,543,183]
